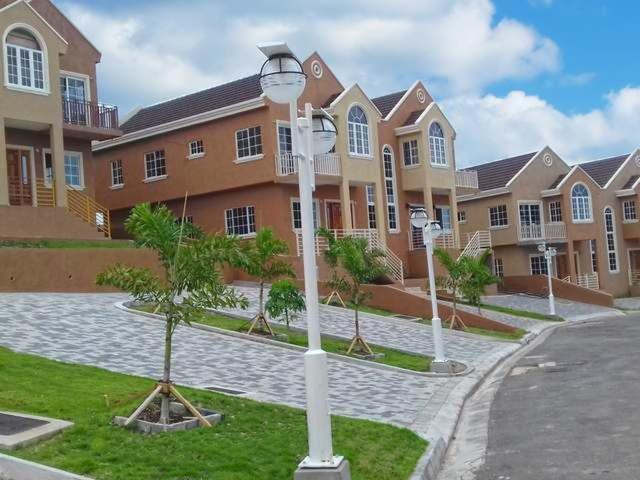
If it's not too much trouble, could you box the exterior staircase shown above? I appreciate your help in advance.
[458,230,491,259]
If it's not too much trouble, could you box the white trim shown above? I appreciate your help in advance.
[488,204,509,229]
[3,23,51,94]
[233,154,264,164]
[290,197,321,230]
[60,70,91,102]
[224,205,257,238]
[324,199,342,229]
[528,253,548,276]
[276,119,291,157]
[382,144,400,233]
[602,148,640,189]
[330,83,383,117]
[414,102,437,126]
[346,102,373,157]
[558,164,601,191]
[548,199,563,223]
[505,150,541,189]
[603,205,620,273]
[615,189,636,198]
[622,198,638,223]
[626,248,640,286]
[41,148,52,186]
[93,97,266,152]
[110,158,124,187]
[0,1,68,46]
[394,124,421,136]
[234,125,263,162]
[383,81,420,121]
[570,181,593,223]
[143,174,167,184]
[457,187,510,203]
[62,150,85,190]
[427,119,448,167]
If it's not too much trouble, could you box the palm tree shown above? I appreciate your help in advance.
[459,250,498,314]
[318,228,348,307]
[242,228,294,335]
[433,247,468,330]
[97,202,248,426]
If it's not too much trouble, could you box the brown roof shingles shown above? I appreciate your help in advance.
[468,152,538,191]
[402,109,425,126]
[548,174,566,189]
[579,154,629,187]
[622,175,639,190]
[371,90,407,118]
[120,74,263,134]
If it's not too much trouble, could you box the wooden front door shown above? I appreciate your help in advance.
[7,149,32,206]
[556,254,568,279]
[327,202,342,230]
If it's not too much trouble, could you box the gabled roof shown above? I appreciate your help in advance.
[120,74,263,134]
[468,152,538,191]
[548,174,566,189]
[579,154,629,188]
[622,175,639,190]
[403,109,425,126]
[0,0,68,47]
[371,90,407,118]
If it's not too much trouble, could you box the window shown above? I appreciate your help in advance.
[494,258,504,277]
[428,122,447,166]
[571,184,592,222]
[530,255,548,275]
[489,205,508,228]
[5,28,46,92]
[64,152,83,188]
[236,126,262,160]
[188,139,204,158]
[402,140,419,167]
[549,200,563,223]
[347,106,370,156]
[383,147,398,231]
[225,206,256,237]
[60,75,88,125]
[457,210,466,223]
[365,185,377,229]
[110,159,123,186]
[604,207,619,272]
[623,200,637,222]
[590,239,598,273]
[435,206,452,231]
[278,124,292,154]
[291,199,320,230]
[144,150,166,179]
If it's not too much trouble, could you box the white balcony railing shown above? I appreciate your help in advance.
[562,272,600,290]
[517,222,567,242]
[455,170,478,189]
[459,230,492,259]
[408,228,457,250]
[275,153,341,177]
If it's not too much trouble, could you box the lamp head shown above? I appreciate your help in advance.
[410,208,429,229]
[258,43,306,104]
[538,243,546,253]
[426,220,443,240]
[312,113,337,154]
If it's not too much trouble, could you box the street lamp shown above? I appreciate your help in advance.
[410,208,449,371]
[258,42,350,480]
[538,243,557,316]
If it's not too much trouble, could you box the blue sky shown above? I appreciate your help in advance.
[58,0,640,167]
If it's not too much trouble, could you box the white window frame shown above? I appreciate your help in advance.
[347,104,372,158]
[494,258,504,277]
[290,197,320,230]
[623,199,637,223]
[3,24,50,95]
[457,210,466,223]
[548,200,563,223]
[187,139,205,160]
[604,206,619,273]
[277,121,292,156]
[144,150,167,182]
[383,145,399,232]
[235,126,263,163]
[489,204,508,229]
[225,205,256,238]
[402,139,420,168]
[428,121,447,167]
[529,254,549,276]
[590,239,598,273]
[110,159,124,188]
[63,151,84,190]
[570,182,593,223]
[365,184,377,229]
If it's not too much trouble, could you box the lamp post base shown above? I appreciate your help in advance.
[431,360,454,374]
[294,458,351,480]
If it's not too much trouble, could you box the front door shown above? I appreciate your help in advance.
[556,253,568,279]
[7,149,32,206]
[327,202,342,230]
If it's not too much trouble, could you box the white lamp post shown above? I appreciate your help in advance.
[258,42,350,479]
[410,208,448,370]
[538,243,557,317]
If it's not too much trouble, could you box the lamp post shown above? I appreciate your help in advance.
[538,243,557,316]
[410,208,449,371]
[258,42,349,479]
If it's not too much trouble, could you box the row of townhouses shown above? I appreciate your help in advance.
[1,0,638,298]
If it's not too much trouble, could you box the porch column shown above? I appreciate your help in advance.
[567,240,577,280]
[422,187,434,222]
[50,124,67,207]
[0,118,8,205]
[448,188,461,249]
[374,181,387,243]
[340,180,352,230]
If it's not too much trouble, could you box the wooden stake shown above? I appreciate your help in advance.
[324,291,346,308]
[169,385,212,427]
[247,313,275,336]
[447,313,467,331]
[346,335,374,355]
[124,384,162,426]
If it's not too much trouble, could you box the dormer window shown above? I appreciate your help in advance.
[347,105,371,157]
[4,27,47,92]
[428,122,447,166]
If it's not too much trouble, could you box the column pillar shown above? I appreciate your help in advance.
[567,240,577,280]
[449,188,461,250]
[0,118,8,206]
[50,124,67,207]
[340,180,352,230]
[422,187,434,220]
[374,181,387,244]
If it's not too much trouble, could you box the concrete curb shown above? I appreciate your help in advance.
[115,302,473,379]
[0,453,92,480]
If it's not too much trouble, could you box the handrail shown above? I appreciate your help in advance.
[275,153,341,177]
[62,97,119,130]
[66,187,111,238]
[455,170,479,189]
[459,230,491,259]
[409,228,457,250]
[517,222,567,241]
[35,178,55,207]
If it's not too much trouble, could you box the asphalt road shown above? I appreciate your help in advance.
[476,314,640,480]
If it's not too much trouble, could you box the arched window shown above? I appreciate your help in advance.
[604,207,619,272]
[4,26,46,91]
[383,146,398,231]
[347,105,370,156]
[428,122,447,166]
[571,183,592,222]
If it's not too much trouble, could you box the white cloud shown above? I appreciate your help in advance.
[444,86,640,167]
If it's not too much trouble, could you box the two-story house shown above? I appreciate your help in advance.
[0,0,120,239]
[92,52,479,283]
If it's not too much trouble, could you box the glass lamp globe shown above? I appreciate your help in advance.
[410,208,429,229]
[259,54,306,104]
[312,114,337,154]
[426,221,443,240]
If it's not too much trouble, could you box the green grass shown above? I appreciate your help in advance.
[0,347,426,480]
[0,239,135,249]
[416,317,527,341]
[464,302,563,322]
[135,306,432,373]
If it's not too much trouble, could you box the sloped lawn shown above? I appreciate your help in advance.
[0,347,426,480]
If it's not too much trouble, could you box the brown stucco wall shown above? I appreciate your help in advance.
[502,275,613,307]
[0,206,106,240]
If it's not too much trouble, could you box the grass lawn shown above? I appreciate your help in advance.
[416,318,527,341]
[0,347,426,480]
[0,239,135,249]
[135,306,432,373]
[460,301,563,322]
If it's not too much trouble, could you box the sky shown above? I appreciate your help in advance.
[57,0,640,168]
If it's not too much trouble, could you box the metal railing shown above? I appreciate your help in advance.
[408,228,457,250]
[459,230,492,258]
[455,170,479,189]
[275,153,341,177]
[575,272,599,290]
[62,98,119,130]
[66,187,111,238]
[631,270,640,287]
[517,222,567,242]
[35,178,55,207]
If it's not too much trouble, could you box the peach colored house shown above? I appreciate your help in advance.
[0,0,120,239]
[92,54,481,283]
[458,147,640,297]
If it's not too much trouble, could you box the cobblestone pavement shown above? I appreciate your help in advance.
[218,285,509,364]
[0,292,469,435]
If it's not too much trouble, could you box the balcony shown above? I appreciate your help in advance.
[455,170,478,189]
[408,228,458,250]
[517,222,567,242]
[62,98,121,140]
[275,153,341,183]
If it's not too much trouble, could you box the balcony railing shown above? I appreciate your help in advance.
[517,222,567,242]
[409,228,457,250]
[455,170,478,189]
[62,98,119,130]
[275,153,341,177]
[563,272,600,290]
